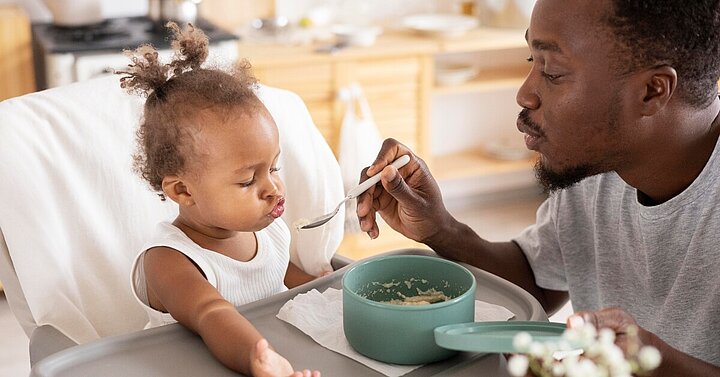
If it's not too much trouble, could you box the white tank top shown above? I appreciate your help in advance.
[131,219,290,328]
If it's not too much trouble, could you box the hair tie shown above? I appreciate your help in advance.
[154,82,167,100]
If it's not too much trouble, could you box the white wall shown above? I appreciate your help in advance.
[431,88,523,156]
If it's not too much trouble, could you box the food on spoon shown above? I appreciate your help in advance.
[293,218,310,230]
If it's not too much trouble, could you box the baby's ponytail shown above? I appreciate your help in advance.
[121,22,259,200]
[167,22,209,76]
[118,22,209,97]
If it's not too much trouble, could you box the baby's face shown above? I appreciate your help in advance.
[181,107,285,232]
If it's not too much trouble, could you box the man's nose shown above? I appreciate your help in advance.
[516,70,540,110]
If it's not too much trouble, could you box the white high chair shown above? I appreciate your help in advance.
[0,76,346,365]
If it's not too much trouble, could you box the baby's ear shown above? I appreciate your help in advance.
[161,175,194,207]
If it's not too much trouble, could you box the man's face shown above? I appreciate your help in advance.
[517,0,634,192]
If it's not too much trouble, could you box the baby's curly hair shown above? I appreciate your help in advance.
[118,22,260,200]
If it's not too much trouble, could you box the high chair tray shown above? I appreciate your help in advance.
[30,248,547,377]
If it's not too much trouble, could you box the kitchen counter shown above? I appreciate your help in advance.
[238,27,527,64]
[240,30,437,65]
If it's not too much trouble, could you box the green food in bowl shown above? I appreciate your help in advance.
[342,255,477,364]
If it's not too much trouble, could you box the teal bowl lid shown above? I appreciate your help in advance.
[434,321,566,353]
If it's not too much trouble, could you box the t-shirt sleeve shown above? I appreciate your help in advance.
[512,197,568,291]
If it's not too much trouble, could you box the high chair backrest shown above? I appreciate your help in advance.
[0,76,344,345]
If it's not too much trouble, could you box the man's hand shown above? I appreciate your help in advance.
[568,307,720,376]
[568,307,649,354]
[356,138,453,242]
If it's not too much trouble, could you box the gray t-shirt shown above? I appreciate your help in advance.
[514,139,720,366]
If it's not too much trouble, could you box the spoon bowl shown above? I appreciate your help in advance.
[296,155,411,230]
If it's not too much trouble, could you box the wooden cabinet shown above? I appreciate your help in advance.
[244,36,435,159]
[239,28,533,260]
[254,62,337,147]
[0,5,33,291]
[0,5,35,101]
[428,28,536,184]
[336,55,431,153]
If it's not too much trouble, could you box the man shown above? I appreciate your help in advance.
[356,0,720,375]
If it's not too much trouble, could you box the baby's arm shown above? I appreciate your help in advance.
[143,247,317,376]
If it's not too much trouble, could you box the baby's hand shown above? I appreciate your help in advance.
[250,338,321,377]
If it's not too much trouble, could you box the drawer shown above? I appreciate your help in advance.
[255,63,333,102]
[347,57,421,82]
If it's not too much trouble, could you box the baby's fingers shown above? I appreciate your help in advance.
[288,370,320,377]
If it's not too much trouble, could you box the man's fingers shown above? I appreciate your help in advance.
[357,192,379,237]
[360,207,379,238]
[366,138,409,176]
[359,208,377,232]
[368,220,379,239]
[358,166,371,185]
[380,165,415,204]
[356,191,372,217]
[568,308,635,333]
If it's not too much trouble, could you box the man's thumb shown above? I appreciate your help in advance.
[380,165,414,203]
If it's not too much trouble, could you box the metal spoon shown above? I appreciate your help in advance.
[296,154,411,230]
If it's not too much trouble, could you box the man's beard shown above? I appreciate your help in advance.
[534,159,594,193]
[528,90,622,193]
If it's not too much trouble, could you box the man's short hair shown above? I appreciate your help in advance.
[608,0,720,108]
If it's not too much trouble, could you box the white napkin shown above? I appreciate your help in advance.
[276,288,515,377]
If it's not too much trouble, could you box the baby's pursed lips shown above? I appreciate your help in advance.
[269,197,285,218]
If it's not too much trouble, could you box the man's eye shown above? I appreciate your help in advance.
[239,178,254,187]
[270,166,282,173]
[542,72,561,81]
[526,56,534,62]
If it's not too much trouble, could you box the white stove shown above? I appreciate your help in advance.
[32,16,239,89]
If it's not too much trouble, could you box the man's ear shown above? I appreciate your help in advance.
[161,175,194,207]
[638,65,677,116]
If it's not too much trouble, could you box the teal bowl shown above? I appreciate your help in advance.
[342,255,477,365]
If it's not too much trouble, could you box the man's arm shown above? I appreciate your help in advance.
[652,340,720,376]
[356,138,567,315]
[426,217,568,315]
